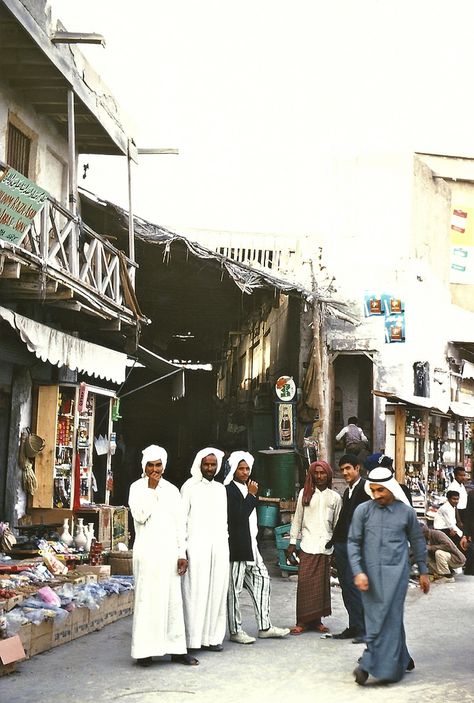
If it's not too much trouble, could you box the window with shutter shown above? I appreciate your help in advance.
[7,122,32,176]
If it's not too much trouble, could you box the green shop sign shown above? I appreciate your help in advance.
[0,166,49,245]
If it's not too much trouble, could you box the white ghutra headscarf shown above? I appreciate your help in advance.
[189,447,225,480]
[365,466,410,505]
[223,451,255,486]
[141,445,168,476]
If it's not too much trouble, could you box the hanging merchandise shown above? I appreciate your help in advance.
[78,382,88,414]
[19,430,38,496]
[109,432,117,455]
[94,435,108,456]
[111,397,122,421]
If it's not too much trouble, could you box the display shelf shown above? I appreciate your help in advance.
[33,383,115,511]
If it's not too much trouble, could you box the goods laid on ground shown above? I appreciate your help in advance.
[0,555,134,676]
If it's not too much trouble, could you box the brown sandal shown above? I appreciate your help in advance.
[290,625,307,635]
[312,623,329,633]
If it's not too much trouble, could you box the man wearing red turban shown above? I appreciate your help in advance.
[286,460,342,634]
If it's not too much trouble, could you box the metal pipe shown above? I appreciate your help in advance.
[127,141,135,287]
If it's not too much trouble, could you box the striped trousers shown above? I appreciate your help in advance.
[227,559,271,634]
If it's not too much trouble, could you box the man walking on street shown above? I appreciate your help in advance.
[181,447,229,652]
[225,450,290,644]
[128,445,198,667]
[348,465,430,685]
[331,454,370,643]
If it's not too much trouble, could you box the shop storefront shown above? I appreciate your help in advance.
[376,390,474,518]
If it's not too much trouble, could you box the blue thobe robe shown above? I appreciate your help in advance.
[347,500,428,682]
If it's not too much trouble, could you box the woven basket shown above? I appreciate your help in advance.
[24,431,45,458]
[109,550,133,575]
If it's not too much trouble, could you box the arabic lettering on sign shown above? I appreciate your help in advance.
[0,166,49,245]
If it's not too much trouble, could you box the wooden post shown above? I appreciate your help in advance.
[394,406,406,483]
[311,301,327,459]
[67,90,79,277]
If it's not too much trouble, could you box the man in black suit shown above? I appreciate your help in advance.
[331,453,370,643]
[224,451,290,644]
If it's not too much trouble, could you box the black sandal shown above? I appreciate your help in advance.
[171,653,199,665]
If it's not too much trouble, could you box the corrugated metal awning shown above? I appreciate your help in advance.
[0,304,126,384]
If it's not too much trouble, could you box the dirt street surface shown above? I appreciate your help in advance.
[2,539,472,703]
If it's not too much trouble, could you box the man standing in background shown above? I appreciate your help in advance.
[181,447,229,652]
[331,454,370,643]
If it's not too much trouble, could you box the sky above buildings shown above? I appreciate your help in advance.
[51,0,474,236]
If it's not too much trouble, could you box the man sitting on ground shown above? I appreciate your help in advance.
[420,523,466,579]
[433,490,467,551]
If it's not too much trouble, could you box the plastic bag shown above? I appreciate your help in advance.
[37,586,61,607]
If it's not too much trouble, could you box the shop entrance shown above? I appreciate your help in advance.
[333,353,374,466]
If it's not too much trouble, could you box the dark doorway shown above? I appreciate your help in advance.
[333,354,373,466]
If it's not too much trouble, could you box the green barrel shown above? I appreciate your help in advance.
[258,449,297,500]
[257,503,279,528]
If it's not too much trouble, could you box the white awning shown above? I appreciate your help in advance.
[462,360,474,380]
[374,389,474,419]
[449,400,474,419]
[373,389,450,414]
[0,305,126,384]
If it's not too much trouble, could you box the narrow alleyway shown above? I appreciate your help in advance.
[1,537,472,703]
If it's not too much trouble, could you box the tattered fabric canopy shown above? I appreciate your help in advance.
[79,189,357,365]
[0,304,127,384]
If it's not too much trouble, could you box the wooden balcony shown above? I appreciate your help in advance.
[0,193,140,330]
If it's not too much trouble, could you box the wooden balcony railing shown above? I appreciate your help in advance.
[1,192,137,319]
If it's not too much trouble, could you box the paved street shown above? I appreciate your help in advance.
[2,539,473,703]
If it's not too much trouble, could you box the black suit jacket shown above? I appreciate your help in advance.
[226,481,258,562]
[332,478,370,544]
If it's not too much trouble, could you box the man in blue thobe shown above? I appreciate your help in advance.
[347,466,430,685]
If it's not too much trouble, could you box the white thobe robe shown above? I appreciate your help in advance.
[129,476,187,659]
[180,477,229,648]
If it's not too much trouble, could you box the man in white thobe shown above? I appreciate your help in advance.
[181,447,229,651]
[128,444,198,667]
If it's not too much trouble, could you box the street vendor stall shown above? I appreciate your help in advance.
[374,390,474,518]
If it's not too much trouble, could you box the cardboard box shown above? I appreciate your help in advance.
[71,607,90,640]
[89,608,104,632]
[51,615,72,648]
[117,590,134,619]
[30,619,53,656]
[0,635,26,676]
[102,593,119,626]
[4,594,24,611]
[75,565,111,581]
[18,622,32,660]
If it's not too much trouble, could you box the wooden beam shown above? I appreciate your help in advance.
[394,406,406,483]
[0,278,59,294]
[8,76,67,89]
[1,0,133,158]
[0,261,21,279]
[98,319,122,332]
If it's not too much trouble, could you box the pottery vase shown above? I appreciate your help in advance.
[85,523,95,551]
[74,517,88,550]
[59,518,73,547]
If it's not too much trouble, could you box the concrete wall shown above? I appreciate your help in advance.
[411,156,452,285]
[0,79,69,203]
[217,294,301,401]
